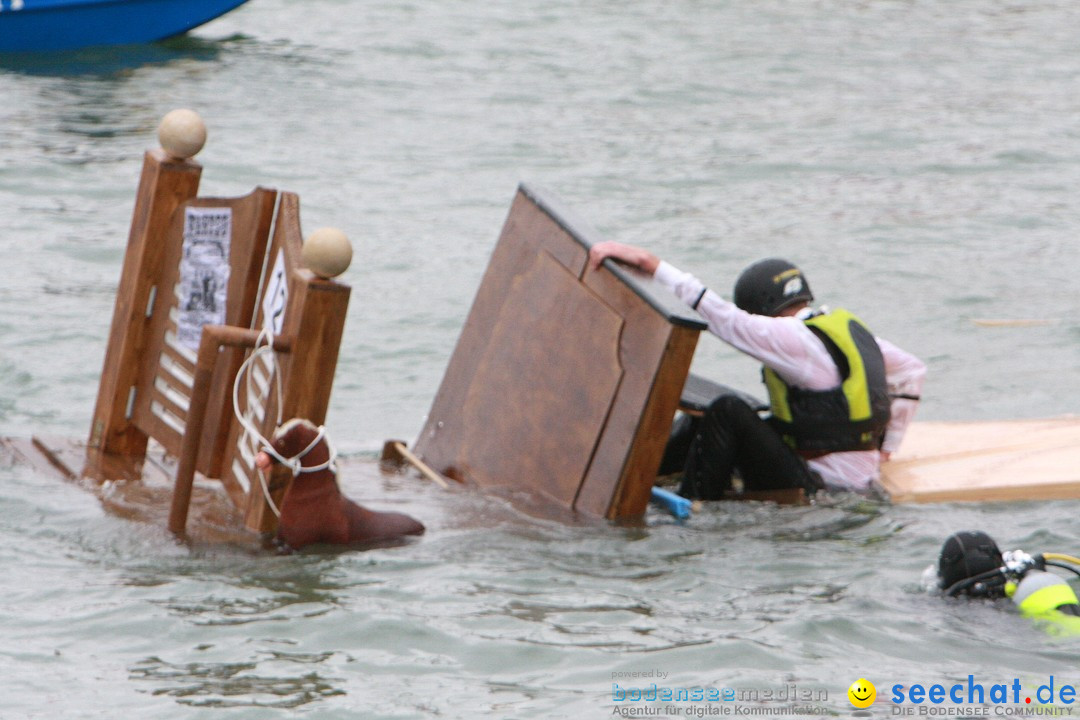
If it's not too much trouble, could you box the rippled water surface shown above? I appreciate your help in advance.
[2,1,1080,717]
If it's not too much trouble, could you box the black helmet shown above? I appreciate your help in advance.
[732,258,813,316]
[938,531,1006,598]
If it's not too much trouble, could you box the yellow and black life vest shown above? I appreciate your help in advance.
[764,308,891,454]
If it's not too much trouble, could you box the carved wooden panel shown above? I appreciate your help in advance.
[414,184,706,519]
[459,251,623,506]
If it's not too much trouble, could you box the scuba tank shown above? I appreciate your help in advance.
[1007,569,1080,636]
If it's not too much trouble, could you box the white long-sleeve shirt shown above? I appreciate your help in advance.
[654,261,926,492]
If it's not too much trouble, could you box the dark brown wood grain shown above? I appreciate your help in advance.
[414,185,705,520]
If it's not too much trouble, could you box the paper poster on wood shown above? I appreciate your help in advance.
[177,207,232,350]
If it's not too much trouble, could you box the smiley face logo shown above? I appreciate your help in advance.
[848,678,876,709]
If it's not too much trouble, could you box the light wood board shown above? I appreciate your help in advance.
[881,416,1080,503]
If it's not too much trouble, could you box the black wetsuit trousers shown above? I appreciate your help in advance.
[664,394,817,500]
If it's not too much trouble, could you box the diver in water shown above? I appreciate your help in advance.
[928,530,1080,635]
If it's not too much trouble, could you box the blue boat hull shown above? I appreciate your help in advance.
[0,0,251,52]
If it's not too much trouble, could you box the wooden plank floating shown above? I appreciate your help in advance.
[880,416,1080,503]
[412,184,707,520]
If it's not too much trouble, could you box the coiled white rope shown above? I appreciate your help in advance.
[231,328,339,518]
[263,418,339,477]
[232,327,284,517]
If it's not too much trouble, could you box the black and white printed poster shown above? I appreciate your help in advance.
[177,206,232,351]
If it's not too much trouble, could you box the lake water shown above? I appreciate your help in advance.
[1,1,1079,717]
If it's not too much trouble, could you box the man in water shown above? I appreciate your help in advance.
[933,530,1080,636]
[588,241,926,498]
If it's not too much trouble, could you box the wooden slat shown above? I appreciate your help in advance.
[220,459,248,510]
[165,304,198,366]
[158,346,195,394]
[150,379,190,422]
[148,401,185,442]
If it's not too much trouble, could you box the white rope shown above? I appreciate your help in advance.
[231,327,339,519]
[232,326,284,518]
[269,420,338,477]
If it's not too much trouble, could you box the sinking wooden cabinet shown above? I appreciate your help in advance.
[413,185,707,520]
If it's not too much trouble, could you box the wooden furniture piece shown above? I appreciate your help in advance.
[412,184,707,520]
[84,148,350,537]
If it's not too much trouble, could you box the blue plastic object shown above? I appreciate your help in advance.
[0,0,252,53]
[650,486,692,520]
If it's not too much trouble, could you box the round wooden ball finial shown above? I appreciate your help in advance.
[157,109,207,160]
[302,227,353,279]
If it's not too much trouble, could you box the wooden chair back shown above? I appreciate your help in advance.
[87,150,349,536]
